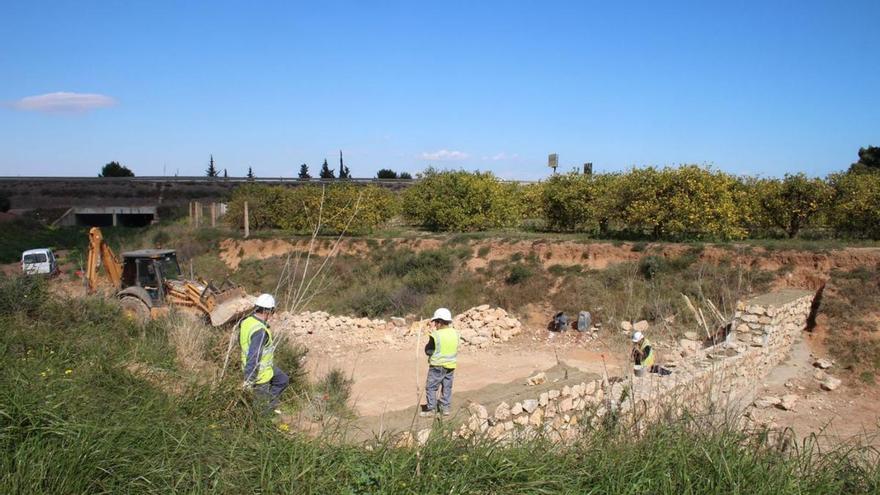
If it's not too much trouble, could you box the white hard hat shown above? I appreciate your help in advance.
[431,307,452,322]
[632,331,644,343]
[255,293,276,310]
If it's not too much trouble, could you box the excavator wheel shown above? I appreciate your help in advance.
[119,296,150,325]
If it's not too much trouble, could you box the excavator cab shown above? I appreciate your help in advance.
[120,249,181,305]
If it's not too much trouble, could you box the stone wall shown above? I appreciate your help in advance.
[455,289,815,442]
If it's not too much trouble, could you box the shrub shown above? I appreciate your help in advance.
[401,168,523,231]
[828,172,880,239]
[226,184,398,234]
[753,173,834,238]
[505,264,534,285]
[542,173,621,234]
[615,166,747,240]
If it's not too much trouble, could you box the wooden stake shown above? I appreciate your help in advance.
[210,202,216,228]
[243,201,250,238]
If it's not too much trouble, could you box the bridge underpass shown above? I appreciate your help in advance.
[56,206,157,227]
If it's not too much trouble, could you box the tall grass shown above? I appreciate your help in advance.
[1,276,879,493]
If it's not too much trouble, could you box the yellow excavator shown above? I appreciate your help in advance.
[86,227,253,326]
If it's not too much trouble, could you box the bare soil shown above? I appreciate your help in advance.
[220,237,880,293]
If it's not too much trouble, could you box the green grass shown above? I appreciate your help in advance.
[1,277,879,493]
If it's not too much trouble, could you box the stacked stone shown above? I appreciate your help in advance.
[455,290,818,445]
[731,290,813,368]
[274,310,389,337]
[453,305,523,348]
[457,380,605,442]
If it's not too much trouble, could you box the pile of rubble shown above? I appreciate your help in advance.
[270,305,525,350]
[453,305,523,348]
[273,311,390,337]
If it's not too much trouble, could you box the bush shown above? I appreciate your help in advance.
[615,166,747,240]
[401,168,523,231]
[542,173,621,234]
[226,184,398,234]
[753,173,834,238]
[505,264,534,285]
[828,172,880,239]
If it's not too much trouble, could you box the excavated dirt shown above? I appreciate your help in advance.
[220,237,880,293]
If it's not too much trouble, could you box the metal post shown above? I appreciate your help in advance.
[243,201,250,238]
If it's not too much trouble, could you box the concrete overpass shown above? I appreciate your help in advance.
[55,206,158,227]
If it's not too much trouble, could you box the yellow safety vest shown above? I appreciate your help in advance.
[240,315,275,384]
[638,339,655,368]
[429,326,460,369]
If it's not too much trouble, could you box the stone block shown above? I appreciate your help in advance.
[813,358,833,369]
[821,376,842,391]
[539,392,549,406]
[527,372,546,386]
[584,381,596,396]
[633,320,649,332]
[522,399,539,414]
[562,385,572,397]
[754,396,780,409]
[494,402,511,421]
[511,402,523,415]
[514,414,529,426]
[529,409,544,427]
[559,397,574,412]
[468,402,488,419]
[548,389,560,400]
[417,428,432,445]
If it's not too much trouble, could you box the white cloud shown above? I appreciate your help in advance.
[10,92,118,113]
[419,149,469,161]
[482,152,520,161]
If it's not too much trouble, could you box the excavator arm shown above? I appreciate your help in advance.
[86,227,123,293]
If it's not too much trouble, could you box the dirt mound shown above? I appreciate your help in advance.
[220,237,880,292]
[219,237,443,269]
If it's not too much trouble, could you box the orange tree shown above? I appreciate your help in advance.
[828,172,880,239]
[401,168,522,231]
[754,173,834,238]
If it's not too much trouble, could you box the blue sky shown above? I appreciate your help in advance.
[0,1,877,179]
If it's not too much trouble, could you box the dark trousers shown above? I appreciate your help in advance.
[425,366,454,412]
[254,367,289,411]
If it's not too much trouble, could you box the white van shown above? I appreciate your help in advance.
[21,248,58,276]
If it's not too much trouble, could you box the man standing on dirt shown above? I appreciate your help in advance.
[421,308,460,417]
[240,293,289,413]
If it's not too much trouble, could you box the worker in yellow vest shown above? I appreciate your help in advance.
[240,293,288,412]
[421,308,460,417]
[631,331,655,369]
[631,331,671,375]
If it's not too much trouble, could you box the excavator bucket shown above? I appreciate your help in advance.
[209,292,255,327]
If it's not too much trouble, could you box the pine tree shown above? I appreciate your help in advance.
[206,155,219,177]
[338,150,351,179]
[247,166,255,179]
[319,159,335,179]
[298,163,311,180]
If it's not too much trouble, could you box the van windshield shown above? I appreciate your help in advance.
[23,253,48,264]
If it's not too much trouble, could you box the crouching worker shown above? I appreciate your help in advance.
[631,331,671,376]
[240,293,289,413]
[421,308,460,417]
